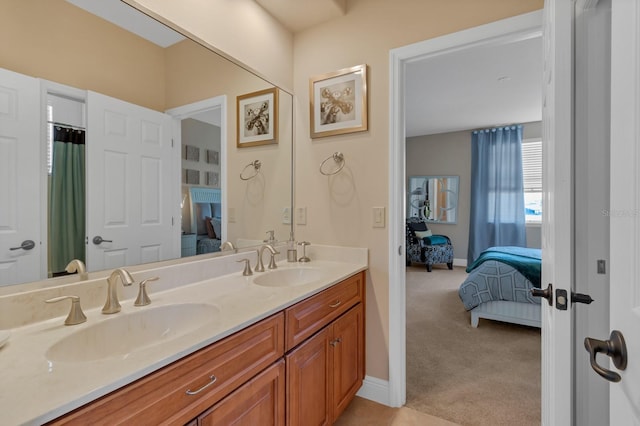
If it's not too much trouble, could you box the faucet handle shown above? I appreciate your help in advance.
[45,295,87,326]
[264,230,275,243]
[268,249,280,270]
[134,277,159,306]
[237,259,253,276]
[297,241,311,263]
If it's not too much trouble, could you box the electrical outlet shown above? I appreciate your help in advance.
[296,207,307,225]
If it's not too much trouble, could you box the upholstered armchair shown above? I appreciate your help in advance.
[406,217,454,272]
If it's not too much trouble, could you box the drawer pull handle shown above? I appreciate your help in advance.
[329,300,341,308]
[330,337,342,347]
[186,375,217,395]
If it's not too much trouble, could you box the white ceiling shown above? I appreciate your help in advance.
[405,35,543,137]
[69,1,542,137]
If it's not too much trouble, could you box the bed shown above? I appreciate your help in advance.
[458,246,542,328]
[189,187,222,254]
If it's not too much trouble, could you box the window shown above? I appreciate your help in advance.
[522,138,542,223]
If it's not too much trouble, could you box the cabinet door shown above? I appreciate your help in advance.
[331,304,364,422]
[285,327,331,426]
[198,360,285,426]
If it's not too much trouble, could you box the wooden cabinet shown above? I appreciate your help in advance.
[49,313,284,426]
[286,272,365,426]
[197,359,285,425]
[48,271,365,426]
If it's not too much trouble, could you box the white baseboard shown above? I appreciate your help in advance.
[356,375,392,406]
[453,258,467,268]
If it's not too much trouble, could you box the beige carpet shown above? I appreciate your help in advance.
[405,265,541,426]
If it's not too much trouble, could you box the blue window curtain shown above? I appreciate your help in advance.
[49,126,86,274]
[467,125,526,264]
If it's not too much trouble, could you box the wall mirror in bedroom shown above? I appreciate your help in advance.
[407,176,459,224]
[0,0,293,288]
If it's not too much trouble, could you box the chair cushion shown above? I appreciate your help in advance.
[424,235,449,245]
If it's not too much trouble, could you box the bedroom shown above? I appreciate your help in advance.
[403,33,543,424]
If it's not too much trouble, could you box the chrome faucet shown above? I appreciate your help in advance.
[264,230,276,244]
[220,241,236,252]
[102,268,134,314]
[65,259,88,281]
[255,244,280,272]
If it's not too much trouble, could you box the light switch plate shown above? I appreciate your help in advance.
[296,207,307,225]
[228,207,236,223]
[372,207,385,228]
[282,207,291,224]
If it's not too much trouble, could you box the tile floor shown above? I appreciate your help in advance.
[334,397,460,426]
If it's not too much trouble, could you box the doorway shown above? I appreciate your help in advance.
[387,9,544,410]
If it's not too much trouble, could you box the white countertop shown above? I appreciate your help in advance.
[0,247,367,425]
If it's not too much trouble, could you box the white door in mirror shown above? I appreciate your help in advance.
[86,91,177,271]
[0,68,42,286]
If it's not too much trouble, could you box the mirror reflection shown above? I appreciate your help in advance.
[0,0,292,288]
[407,176,459,224]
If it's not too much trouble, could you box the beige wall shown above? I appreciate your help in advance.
[0,0,166,111]
[292,0,543,380]
[124,0,294,91]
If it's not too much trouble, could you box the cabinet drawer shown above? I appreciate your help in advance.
[285,272,364,351]
[49,312,284,426]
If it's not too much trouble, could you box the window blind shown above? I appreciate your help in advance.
[522,139,542,192]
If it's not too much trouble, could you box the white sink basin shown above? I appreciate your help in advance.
[46,303,219,363]
[252,267,324,287]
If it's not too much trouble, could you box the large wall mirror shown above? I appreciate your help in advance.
[0,0,293,288]
[407,176,459,224]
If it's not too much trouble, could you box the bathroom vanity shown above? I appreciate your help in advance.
[0,246,367,425]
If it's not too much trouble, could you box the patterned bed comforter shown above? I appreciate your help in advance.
[458,260,540,311]
[197,238,221,254]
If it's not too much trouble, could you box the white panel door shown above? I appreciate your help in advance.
[541,0,574,424]
[0,68,41,286]
[607,0,640,422]
[86,91,177,272]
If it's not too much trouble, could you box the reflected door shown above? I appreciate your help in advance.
[0,68,42,285]
[86,91,178,271]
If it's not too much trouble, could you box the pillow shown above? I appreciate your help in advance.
[415,230,432,239]
[408,221,428,232]
[204,217,216,239]
[211,217,222,239]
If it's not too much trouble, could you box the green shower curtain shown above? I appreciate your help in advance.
[49,126,86,274]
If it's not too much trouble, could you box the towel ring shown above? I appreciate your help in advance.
[240,160,261,180]
[319,152,345,176]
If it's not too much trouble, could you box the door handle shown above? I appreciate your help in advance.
[584,330,627,383]
[9,240,35,251]
[530,283,553,305]
[92,236,113,245]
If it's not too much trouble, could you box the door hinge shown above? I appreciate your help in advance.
[171,138,174,148]
[172,216,174,226]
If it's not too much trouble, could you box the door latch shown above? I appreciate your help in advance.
[554,289,593,310]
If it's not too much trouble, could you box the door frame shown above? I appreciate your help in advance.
[387,11,543,408]
[166,95,228,243]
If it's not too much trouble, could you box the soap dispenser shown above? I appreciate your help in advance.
[287,233,297,262]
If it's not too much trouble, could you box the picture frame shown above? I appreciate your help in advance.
[206,171,219,187]
[237,87,278,147]
[309,64,368,138]
[184,144,200,161]
[206,149,219,165]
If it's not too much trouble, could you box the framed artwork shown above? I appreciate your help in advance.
[237,87,278,147]
[206,171,219,187]
[184,169,199,185]
[185,145,200,161]
[206,149,219,165]
[309,64,368,138]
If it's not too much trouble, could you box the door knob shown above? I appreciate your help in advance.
[92,236,113,245]
[584,330,627,383]
[531,283,553,305]
[9,240,35,251]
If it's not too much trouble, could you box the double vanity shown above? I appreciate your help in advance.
[0,245,367,425]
